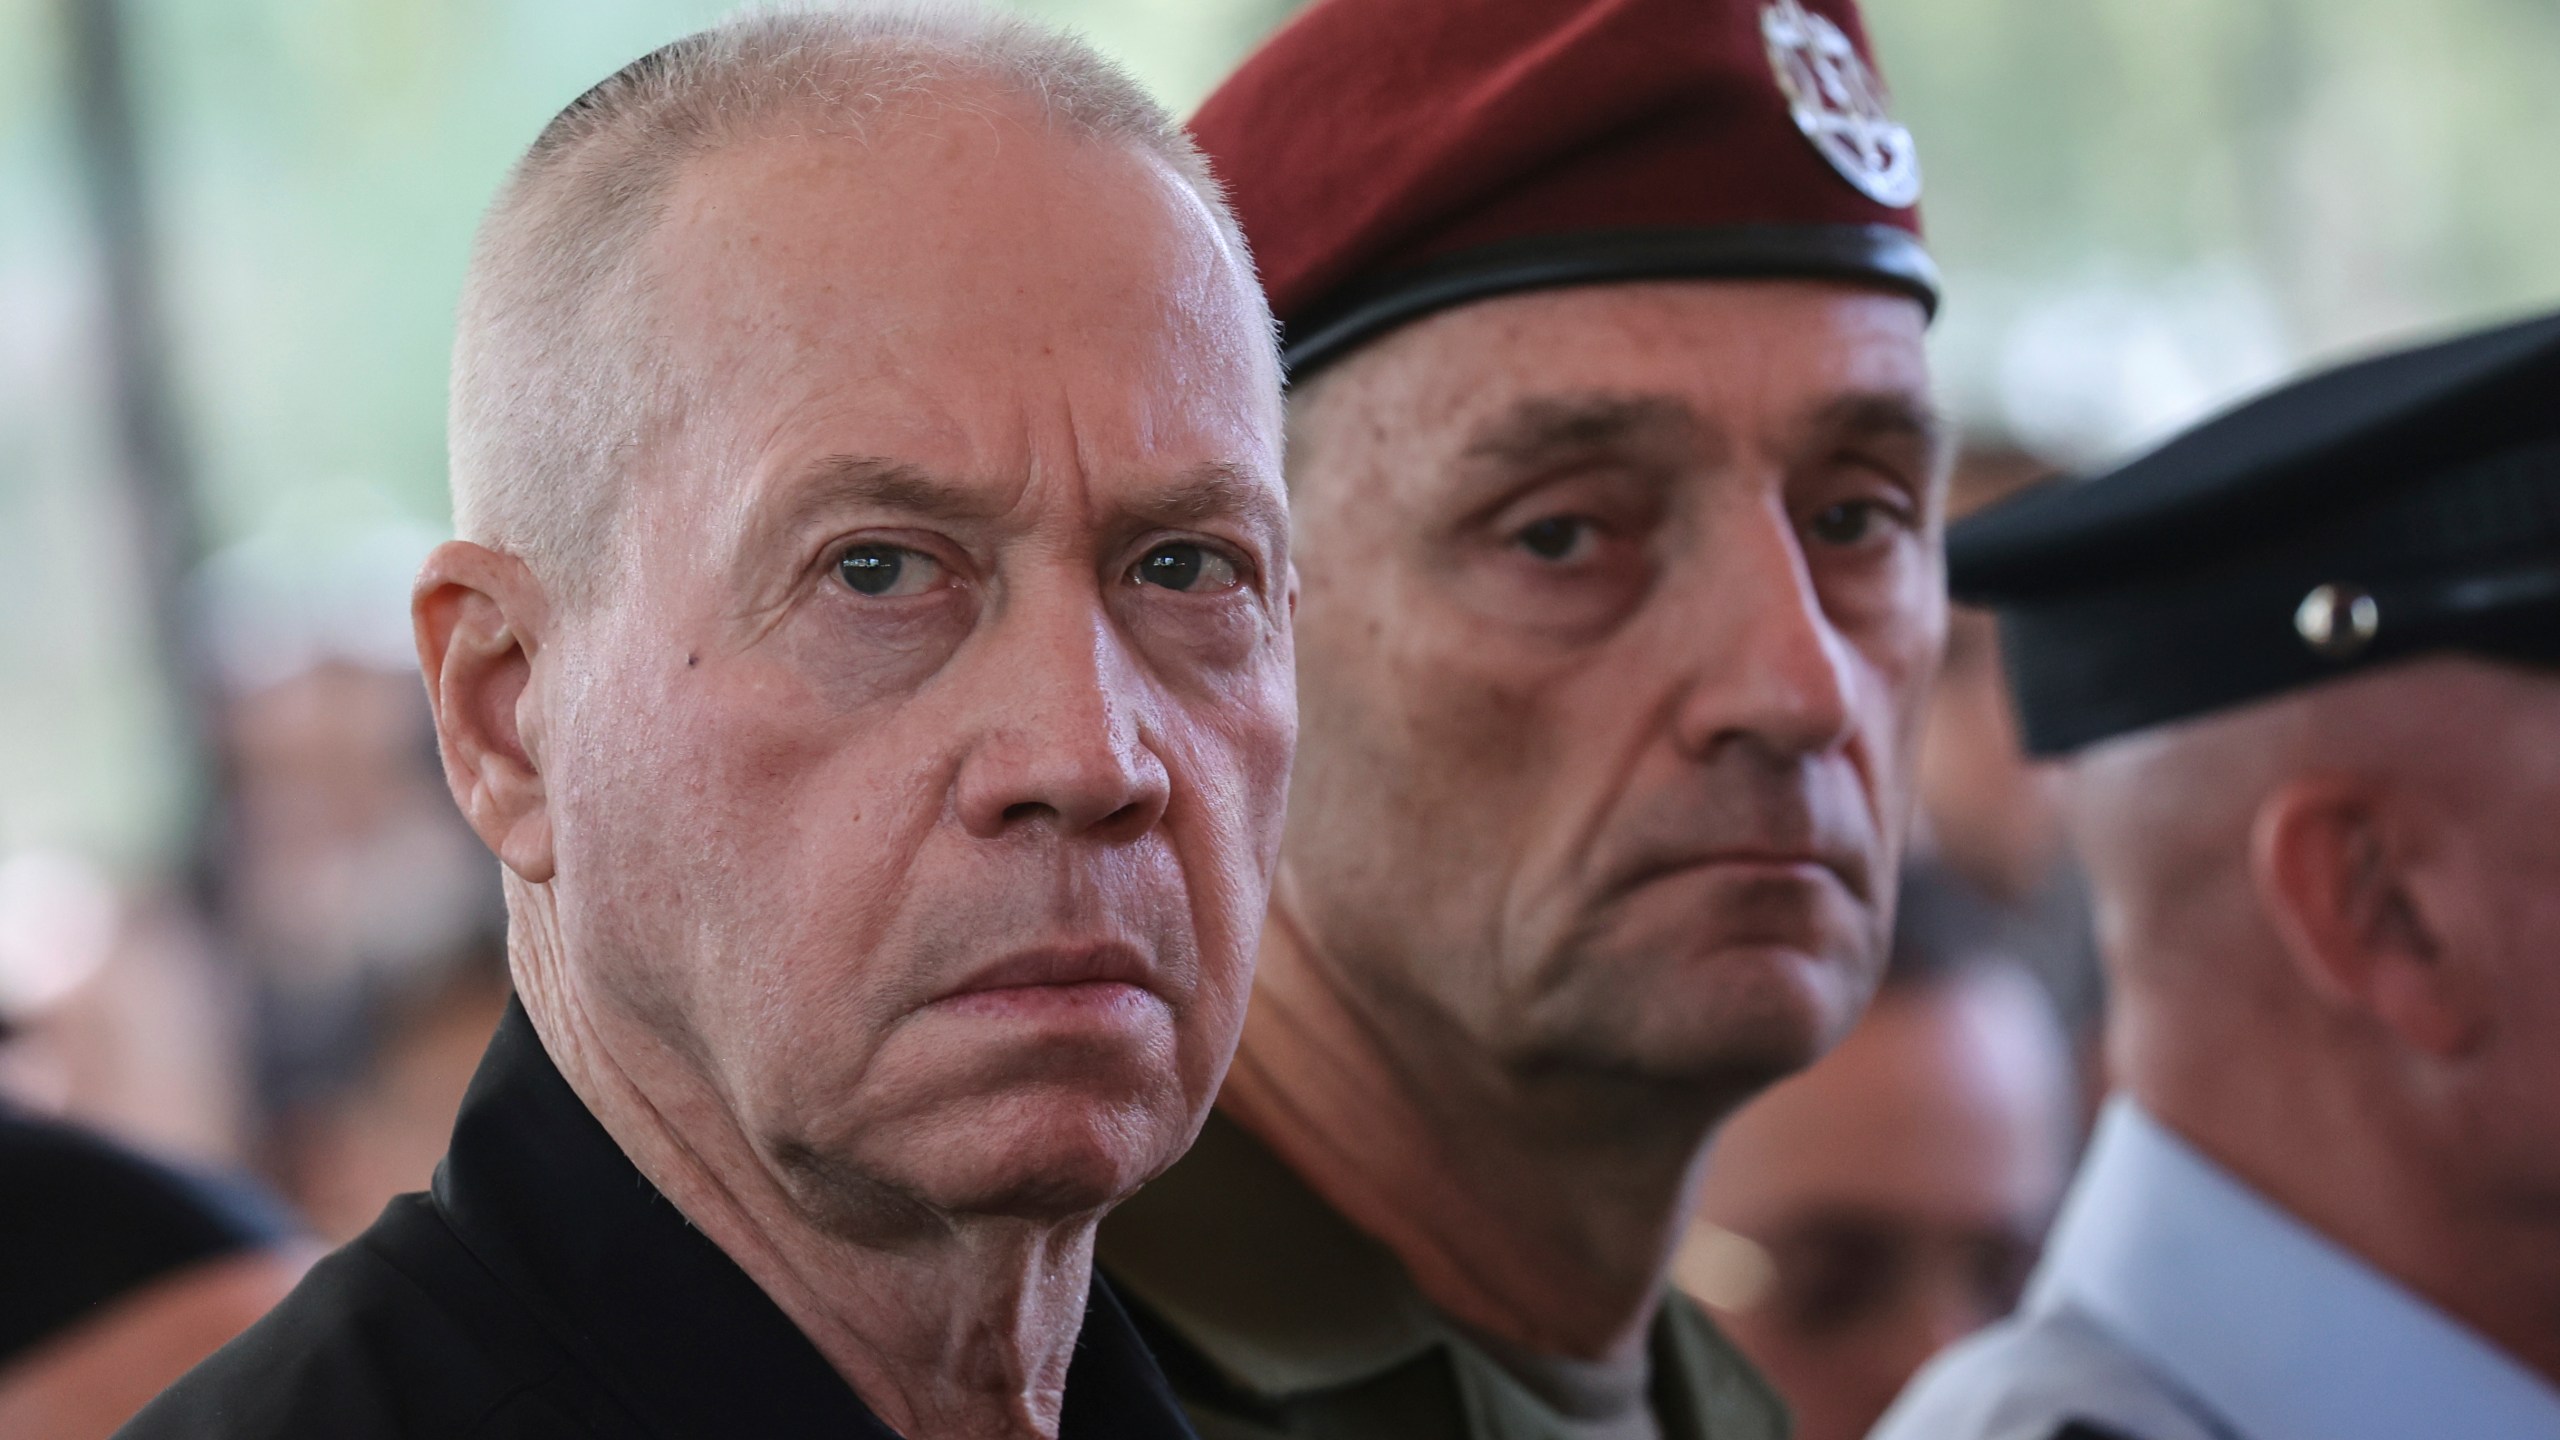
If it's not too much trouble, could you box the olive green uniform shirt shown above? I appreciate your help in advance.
[1098,1111,1791,1440]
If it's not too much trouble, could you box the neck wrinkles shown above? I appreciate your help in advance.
[511,910,1098,1440]
[1219,902,1731,1364]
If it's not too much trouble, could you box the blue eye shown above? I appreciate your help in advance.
[837,545,943,597]
[1132,542,1240,592]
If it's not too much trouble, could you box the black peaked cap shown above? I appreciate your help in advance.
[1949,307,2560,756]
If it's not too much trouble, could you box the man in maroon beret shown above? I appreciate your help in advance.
[1095,1,1948,1437]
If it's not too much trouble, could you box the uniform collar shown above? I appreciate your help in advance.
[1095,1107,1783,1440]
[434,999,1197,1440]
[1096,1106,1443,1396]
[2029,1097,2560,1440]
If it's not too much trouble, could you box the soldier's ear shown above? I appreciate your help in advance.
[414,540,557,885]
[2250,775,2483,1058]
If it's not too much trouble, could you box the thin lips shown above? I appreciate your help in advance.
[935,943,1157,1002]
[1613,847,1865,899]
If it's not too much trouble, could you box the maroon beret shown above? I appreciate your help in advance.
[1193,0,1936,377]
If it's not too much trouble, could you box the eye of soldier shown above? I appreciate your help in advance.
[1131,541,1241,592]
[836,544,945,597]
[1514,515,1597,562]
[1807,499,1904,547]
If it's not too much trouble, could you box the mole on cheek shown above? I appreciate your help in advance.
[686,653,699,668]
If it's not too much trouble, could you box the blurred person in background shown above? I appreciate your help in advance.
[0,847,259,1171]
[1676,867,2076,1440]
[0,520,506,1406]
[0,1104,310,1440]
[194,526,507,1175]
[279,940,509,1242]
[0,853,307,1440]
[1912,450,2105,1057]
[0,520,501,1229]
[1913,451,2060,908]
[1878,312,2560,1439]
[1098,1,1947,1437]
[123,5,1294,1438]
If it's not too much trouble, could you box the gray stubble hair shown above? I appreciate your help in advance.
[446,1,1263,606]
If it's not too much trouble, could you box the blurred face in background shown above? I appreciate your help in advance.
[1680,963,2074,1440]
[1915,605,2061,901]
[441,108,1294,1227]
[1282,280,1945,1086]
[1913,450,2065,903]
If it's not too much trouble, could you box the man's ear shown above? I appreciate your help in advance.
[2250,775,2481,1057]
[415,541,556,884]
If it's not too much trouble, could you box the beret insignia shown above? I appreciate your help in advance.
[1194,0,1938,376]
[1763,0,1921,208]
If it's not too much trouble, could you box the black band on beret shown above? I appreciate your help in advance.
[1281,222,1941,379]
[1954,309,2560,756]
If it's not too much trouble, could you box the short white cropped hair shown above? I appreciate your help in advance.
[447,2,1262,604]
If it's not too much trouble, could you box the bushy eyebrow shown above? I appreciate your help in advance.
[1460,394,1702,473]
[1809,391,1953,467]
[729,455,999,598]
[1115,461,1289,548]
[765,455,1010,538]
[1461,389,1952,486]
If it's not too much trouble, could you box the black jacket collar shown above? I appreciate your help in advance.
[433,1000,1197,1440]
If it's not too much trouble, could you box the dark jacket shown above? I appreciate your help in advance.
[119,1001,1199,1440]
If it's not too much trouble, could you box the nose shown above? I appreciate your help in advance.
[1668,495,1858,761]
[954,593,1171,844]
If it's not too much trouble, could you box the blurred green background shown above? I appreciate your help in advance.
[4,0,2559,872]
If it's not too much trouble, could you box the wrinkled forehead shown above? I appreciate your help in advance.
[1292,279,1934,480]
[624,117,1278,546]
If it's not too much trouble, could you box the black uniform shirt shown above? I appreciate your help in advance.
[118,1002,1199,1440]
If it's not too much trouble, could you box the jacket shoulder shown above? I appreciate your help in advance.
[1653,1291,1789,1440]
[115,1194,607,1439]
[1868,1304,2232,1440]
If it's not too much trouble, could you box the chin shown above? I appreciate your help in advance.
[780,1044,1201,1226]
[1665,953,1854,1079]
[752,1000,1215,1224]
[1672,949,1857,1079]
[1636,872,1877,1048]
[1519,922,1878,1088]
[896,1086,1188,1219]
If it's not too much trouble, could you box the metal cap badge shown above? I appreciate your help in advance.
[2294,582,2380,660]
[1763,0,1921,208]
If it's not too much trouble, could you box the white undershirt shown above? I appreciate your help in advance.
[1455,1320,1666,1440]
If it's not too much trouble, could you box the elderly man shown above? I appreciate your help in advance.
[121,8,1293,1439]
[1875,311,2560,1439]
[1095,2,1947,1437]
